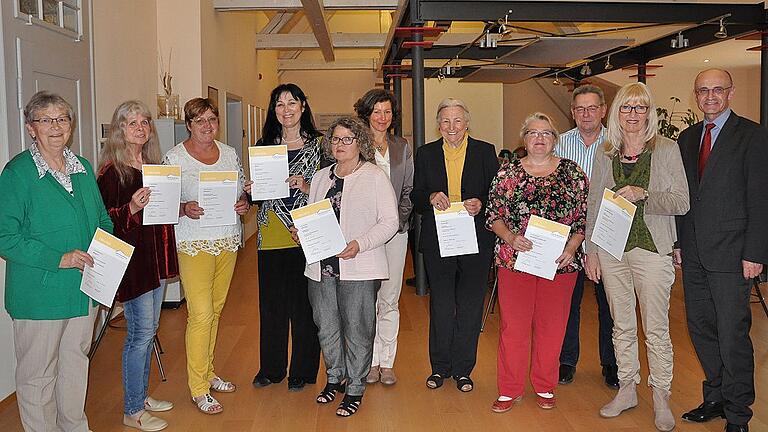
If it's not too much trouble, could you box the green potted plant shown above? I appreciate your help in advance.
[657,96,698,140]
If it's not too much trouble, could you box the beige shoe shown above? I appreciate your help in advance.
[144,396,173,412]
[600,380,638,418]
[380,368,397,385]
[123,411,168,432]
[652,387,676,431]
[366,365,380,384]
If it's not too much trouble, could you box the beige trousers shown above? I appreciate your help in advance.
[13,306,97,432]
[372,231,408,368]
[598,248,675,391]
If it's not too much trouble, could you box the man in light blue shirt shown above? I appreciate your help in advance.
[554,84,619,389]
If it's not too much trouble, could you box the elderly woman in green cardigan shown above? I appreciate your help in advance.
[0,91,113,432]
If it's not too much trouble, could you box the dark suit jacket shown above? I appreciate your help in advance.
[411,136,500,254]
[677,112,768,272]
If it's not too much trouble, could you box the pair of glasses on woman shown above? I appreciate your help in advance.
[618,105,649,114]
[32,116,71,128]
[330,136,357,146]
[524,130,555,139]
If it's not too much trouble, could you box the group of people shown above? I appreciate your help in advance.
[0,67,765,432]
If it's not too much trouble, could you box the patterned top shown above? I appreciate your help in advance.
[320,166,344,277]
[485,158,588,274]
[30,142,86,193]
[163,140,246,256]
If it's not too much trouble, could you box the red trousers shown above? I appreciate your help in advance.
[496,267,577,397]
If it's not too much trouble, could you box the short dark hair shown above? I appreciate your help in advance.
[261,83,320,145]
[184,98,219,125]
[353,89,399,127]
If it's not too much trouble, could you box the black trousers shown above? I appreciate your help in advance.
[424,246,493,378]
[682,247,754,425]
[256,247,320,382]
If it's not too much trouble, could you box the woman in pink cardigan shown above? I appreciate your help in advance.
[295,116,398,418]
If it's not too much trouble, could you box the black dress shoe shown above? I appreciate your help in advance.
[288,377,306,392]
[601,365,619,389]
[558,364,575,385]
[681,401,725,422]
[252,375,273,388]
[725,423,748,432]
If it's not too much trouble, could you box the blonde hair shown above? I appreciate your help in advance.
[605,82,659,155]
[519,112,559,145]
[435,98,471,125]
[99,100,162,185]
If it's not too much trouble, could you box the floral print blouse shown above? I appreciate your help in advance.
[485,158,588,274]
[320,166,344,278]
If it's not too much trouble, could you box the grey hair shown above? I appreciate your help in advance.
[571,84,605,106]
[435,97,471,125]
[519,112,560,144]
[23,91,75,125]
[322,116,375,162]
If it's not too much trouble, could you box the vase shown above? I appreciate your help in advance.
[157,94,179,119]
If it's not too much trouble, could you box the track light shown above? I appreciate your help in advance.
[604,55,613,70]
[714,18,727,39]
[552,73,562,86]
[479,30,498,48]
[580,63,592,76]
[670,32,689,49]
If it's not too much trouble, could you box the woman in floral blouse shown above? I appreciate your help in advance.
[485,112,588,413]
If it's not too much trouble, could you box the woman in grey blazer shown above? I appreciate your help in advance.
[584,82,689,432]
[354,89,414,385]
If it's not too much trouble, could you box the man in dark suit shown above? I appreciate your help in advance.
[675,68,768,432]
[411,98,499,392]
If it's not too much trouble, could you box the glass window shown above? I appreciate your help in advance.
[19,0,38,16]
[62,4,78,32]
[42,0,59,26]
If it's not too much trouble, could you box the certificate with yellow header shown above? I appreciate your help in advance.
[434,202,479,257]
[290,199,347,264]
[79,228,135,306]
[142,165,181,225]
[199,171,239,227]
[249,145,290,200]
[513,215,571,280]
[591,188,637,260]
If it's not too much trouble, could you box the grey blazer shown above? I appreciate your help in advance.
[585,136,690,256]
[381,134,414,233]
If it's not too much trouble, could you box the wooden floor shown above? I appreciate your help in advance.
[1,238,767,431]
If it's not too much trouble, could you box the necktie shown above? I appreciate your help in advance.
[698,123,716,178]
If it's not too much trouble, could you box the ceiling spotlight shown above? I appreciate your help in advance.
[479,30,498,48]
[552,73,562,86]
[437,73,445,82]
[670,32,689,49]
[714,18,727,39]
[604,55,614,70]
[580,63,592,76]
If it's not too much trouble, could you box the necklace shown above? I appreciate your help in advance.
[621,151,643,162]
[334,160,363,177]
[281,135,303,144]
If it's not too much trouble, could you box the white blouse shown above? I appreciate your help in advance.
[163,140,246,256]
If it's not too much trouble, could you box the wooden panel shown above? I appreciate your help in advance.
[460,67,548,84]
[497,37,633,67]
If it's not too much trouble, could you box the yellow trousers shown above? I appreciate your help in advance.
[178,250,238,397]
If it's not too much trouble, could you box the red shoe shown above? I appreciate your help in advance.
[536,394,556,409]
[491,395,522,413]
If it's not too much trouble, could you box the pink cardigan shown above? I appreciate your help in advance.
[304,162,398,282]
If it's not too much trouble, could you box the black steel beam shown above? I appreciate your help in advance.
[417,0,766,25]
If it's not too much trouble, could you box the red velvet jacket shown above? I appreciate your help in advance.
[97,163,179,302]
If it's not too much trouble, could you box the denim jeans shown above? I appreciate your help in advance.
[559,270,617,368]
[122,281,166,415]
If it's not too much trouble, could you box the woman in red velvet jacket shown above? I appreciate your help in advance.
[97,100,179,432]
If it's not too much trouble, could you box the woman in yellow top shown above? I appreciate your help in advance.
[411,98,499,392]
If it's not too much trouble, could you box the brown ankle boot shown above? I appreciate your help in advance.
[600,380,638,418]
[652,386,675,431]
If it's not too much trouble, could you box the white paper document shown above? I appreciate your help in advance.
[248,145,290,200]
[434,202,479,257]
[142,165,181,225]
[79,228,135,306]
[290,199,347,264]
[591,188,637,260]
[199,171,239,227]
[514,215,571,280]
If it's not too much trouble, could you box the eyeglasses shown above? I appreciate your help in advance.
[694,86,732,96]
[330,136,357,146]
[32,116,71,128]
[125,119,150,129]
[618,105,649,114]
[192,116,219,126]
[572,105,602,115]
[524,130,555,139]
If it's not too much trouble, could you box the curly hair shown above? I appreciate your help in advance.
[353,88,399,127]
[322,116,375,162]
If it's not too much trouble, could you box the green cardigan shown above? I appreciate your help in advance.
[0,150,113,320]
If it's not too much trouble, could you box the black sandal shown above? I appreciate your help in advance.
[455,376,474,392]
[426,373,444,389]
[336,394,362,417]
[316,382,345,404]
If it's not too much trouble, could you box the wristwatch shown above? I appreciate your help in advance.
[642,189,650,201]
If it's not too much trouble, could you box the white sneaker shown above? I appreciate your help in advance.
[123,411,168,432]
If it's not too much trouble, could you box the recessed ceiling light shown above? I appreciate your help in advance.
[704,59,710,63]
